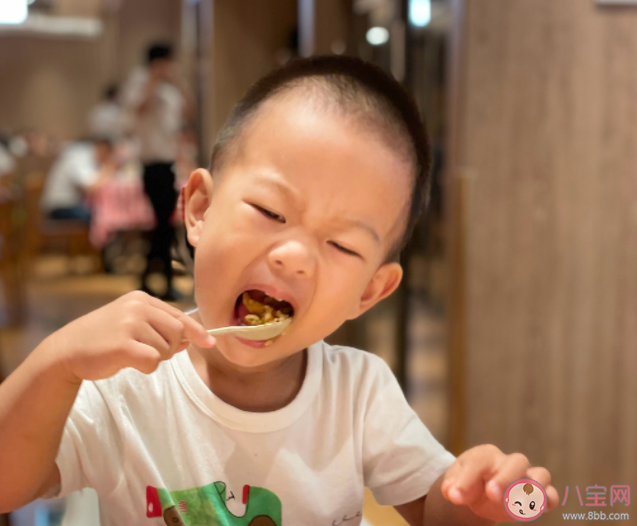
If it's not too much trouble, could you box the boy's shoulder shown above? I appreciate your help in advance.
[319,339,396,387]
[321,339,390,367]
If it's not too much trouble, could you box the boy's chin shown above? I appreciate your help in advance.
[217,337,297,369]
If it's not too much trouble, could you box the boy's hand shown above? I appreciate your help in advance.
[440,445,559,523]
[46,291,215,383]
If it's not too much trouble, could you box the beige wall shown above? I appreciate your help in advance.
[0,37,103,140]
[448,0,637,522]
[0,0,181,141]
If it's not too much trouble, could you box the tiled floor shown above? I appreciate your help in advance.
[0,252,449,526]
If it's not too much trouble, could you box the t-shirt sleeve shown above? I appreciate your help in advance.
[45,379,124,499]
[362,355,456,506]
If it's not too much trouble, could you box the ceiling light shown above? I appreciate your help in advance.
[409,0,431,27]
[0,0,27,24]
[366,26,389,46]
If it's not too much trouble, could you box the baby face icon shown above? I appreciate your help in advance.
[504,478,547,521]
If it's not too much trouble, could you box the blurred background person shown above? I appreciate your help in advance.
[0,133,15,177]
[40,137,116,223]
[88,85,127,140]
[122,42,192,301]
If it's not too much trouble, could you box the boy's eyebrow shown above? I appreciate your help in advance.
[337,217,380,244]
[255,176,380,244]
[256,176,300,202]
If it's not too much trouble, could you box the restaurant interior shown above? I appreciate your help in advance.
[0,1,636,525]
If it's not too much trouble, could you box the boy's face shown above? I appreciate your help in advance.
[185,95,410,369]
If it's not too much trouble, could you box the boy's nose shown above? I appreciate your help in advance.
[267,240,315,279]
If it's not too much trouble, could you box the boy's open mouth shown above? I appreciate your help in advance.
[233,289,295,344]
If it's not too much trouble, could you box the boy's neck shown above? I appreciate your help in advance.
[187,344,308,413]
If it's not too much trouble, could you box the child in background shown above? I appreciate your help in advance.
[0,56,558,525]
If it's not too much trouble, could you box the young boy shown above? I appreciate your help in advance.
[0,56,558,525]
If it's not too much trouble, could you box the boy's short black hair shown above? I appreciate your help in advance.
[147,43,173,64]
[209,55,431,264]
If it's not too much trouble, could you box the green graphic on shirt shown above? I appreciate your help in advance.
[146,481,281,526]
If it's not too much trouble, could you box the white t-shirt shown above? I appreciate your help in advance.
[0,143,15,176]
[51,340,456,526]
[122,67,183,163]
[40,142,98,212]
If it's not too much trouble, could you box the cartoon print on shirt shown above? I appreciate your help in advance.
[163,506,187,525]
[146,481,281,526]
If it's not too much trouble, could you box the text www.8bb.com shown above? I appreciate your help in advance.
[562,511,630,521]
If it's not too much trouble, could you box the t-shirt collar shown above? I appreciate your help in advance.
[172,340,324,433]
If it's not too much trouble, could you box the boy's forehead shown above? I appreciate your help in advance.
[233,94,410,189]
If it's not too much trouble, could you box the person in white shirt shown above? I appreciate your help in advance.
[0,56,559,526]
[41,138,115,223]
[122,42,192,302]
[88,85,127,140]
[0,138,15,177]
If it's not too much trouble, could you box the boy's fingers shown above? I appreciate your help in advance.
[125,340,162,374]
[524,467,559,511]
[179,315,216,347]
[144,296,215,348]
[484,453,531,502]
[525,466,551,490]
[144,294,185,317]
[441,461,463,497]
[444,453,502,505]
[545,485,560,511]
[135,322,171,356]
[175,340,190,353]
[146,308,189,354]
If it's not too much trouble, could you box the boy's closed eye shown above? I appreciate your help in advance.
[250,203,362,258]
[328,241,360,257]
[252,203,285,223]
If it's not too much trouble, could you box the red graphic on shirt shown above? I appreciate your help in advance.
[146,481,281,525]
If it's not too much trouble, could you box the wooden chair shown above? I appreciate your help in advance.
[0,179,20,526]
[22,172,101,273]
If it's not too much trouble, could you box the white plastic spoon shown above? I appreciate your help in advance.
[206,317,292,340]
[183,316,292,342]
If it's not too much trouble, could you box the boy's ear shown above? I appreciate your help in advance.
[346,262,403,320]
[183,168,214,248]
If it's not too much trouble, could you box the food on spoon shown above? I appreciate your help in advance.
[240,292,292,326]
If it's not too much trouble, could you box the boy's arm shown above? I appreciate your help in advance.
[0,291,215,513]
[395,445,559,526]
[0,335,80,512]
[394,474,495,526]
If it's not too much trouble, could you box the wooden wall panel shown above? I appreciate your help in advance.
[451,1,637,521]
[206,0,297,159]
